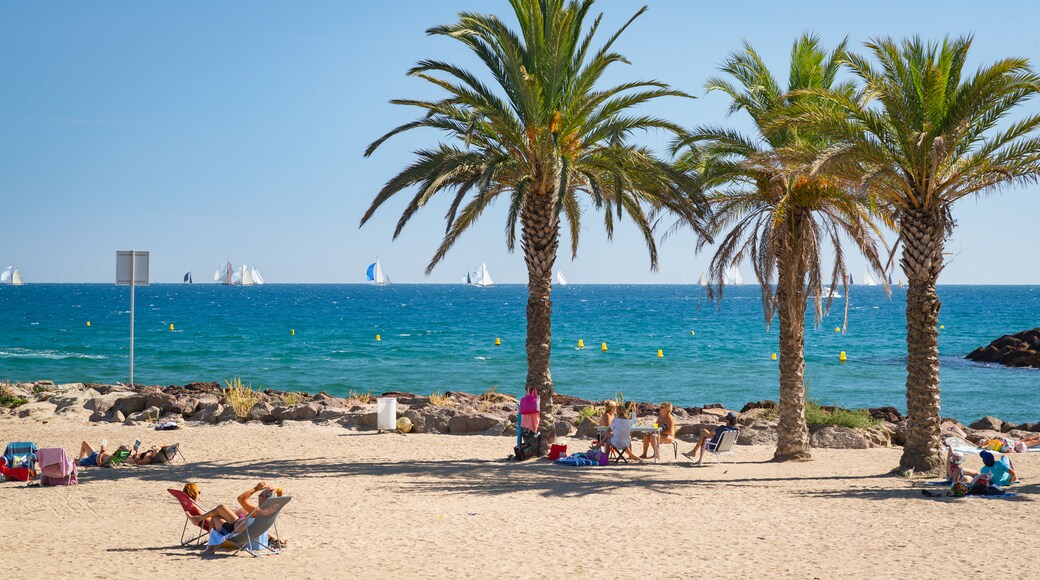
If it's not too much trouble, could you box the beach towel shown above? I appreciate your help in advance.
[37,448,77,486]
[554,455,597,466]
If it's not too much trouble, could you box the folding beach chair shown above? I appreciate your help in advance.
[205,496,292,557]
[168,488,212,546]
[606,418,633,464]
[1,441,38,482]
[103,449,133,468]
[704,429,738,464]
[37,447,78,486]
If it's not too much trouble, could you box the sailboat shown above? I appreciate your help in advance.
[1,266,23,285]
[556,270,568,286]
[468,263,494,287]
[214,261,233,285]
[698,272,708,286]
[183,271,193,284]
[251,266,265,285]
[367,258,389,286]
[861,269,879,286]
[723,266,743,286]
[235,264,255,286]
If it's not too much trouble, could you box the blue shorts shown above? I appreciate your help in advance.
[79,452,99,467]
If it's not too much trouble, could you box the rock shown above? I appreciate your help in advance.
[677,423,715,437]
[575,417,600,438]
[969,416,1003,432]
[1001,422,1018,434]
[448,412,502,434]
[554,419,574,437]
[192,402,225,424]
[144,392,177,414]
[271,402,320,422]
[740,400,777,413]
[249,402,275,422]
[482,420,508,436]
[126,406,161,422]
[401,409,427,433]
[170,397,199,417]
[216,405,240,423]
[867,407,902,423]
[17,402,56,420]
[966,328,1040,369]
[110,410,125,423]
[1017,422,1040,433]
[49,389,100,412]
[737,422,778,445]
[966,429,1003,445]
[809,425,872,449]
[315,407,349,422]
[110,394,148,417]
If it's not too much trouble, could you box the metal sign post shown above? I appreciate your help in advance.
[116,250,149,387]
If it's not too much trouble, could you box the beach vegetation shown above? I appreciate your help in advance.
[345,389,374,404]
[0,383,28,408]
[576,405,604,425]
[282,392,306,406]
[222,377,263,419]
[429,390,455,407]
[361,0,710,444]
[804,402,879,429]
[675,34,889,462]
[773,36,1040,471]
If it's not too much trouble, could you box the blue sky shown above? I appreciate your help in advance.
[2,1,1038,283]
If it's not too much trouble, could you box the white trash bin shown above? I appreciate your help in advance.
[376,397,397,431]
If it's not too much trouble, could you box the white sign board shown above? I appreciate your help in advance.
[116,251,150,286]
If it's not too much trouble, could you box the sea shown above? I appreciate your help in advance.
[1,284,1038,423]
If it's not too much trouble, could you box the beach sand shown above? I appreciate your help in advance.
[1,418,1037,579]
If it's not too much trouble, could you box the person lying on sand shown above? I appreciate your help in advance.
[683,412,739,465]
[130,443,180,465]
[78,441,120,467]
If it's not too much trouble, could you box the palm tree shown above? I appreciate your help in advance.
[675,35,889,461]
[776,36,1040,471]
[362,0,708,441]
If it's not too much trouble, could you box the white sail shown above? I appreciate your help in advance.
[699,272,708,286]
[252,266,265,285]
[471,262,494,287]
[724,266,743,285]
[556,270,567,286]
[367,258,388,285]
[240,264,254,286]
[0,266,11,283]
[861,269,879,286]
[11,268,21,285]
[215,261,233,285]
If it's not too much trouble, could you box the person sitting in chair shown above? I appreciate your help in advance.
[641,402,676,459]
[683,411,739,465]
[603,402,641,462]
[200,481,288,553]
[590,400,617,450]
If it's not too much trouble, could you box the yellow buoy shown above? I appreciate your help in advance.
[771,353,777,361]
[601,342,608,352]
[376,334,381,341]
[86,321,91,327]
[839,351,847,362]
[495,337,501,346]
[835,326,841,333]
[290,329,295,336]
[690,330,695,336]
[577,339,585,349]
[940,325,945,330]
[657,349,664,358]
[169,323,174,331]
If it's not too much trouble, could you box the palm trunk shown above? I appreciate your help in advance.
[898,208,945,472]
[774,245,811,461]
[520,185,559,452]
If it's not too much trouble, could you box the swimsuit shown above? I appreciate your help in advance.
[79,452,99,467]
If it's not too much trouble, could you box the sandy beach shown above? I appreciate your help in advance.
[1,417,1037,579]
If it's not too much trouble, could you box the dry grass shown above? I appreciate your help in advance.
[222,377,264,419]
[429,390,454,407]
[0,381,28,408]
[283,392,306,406]
[478,385,515,404]
[346,389,373,404]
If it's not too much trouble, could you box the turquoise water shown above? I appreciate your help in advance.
[0,284,1038,423]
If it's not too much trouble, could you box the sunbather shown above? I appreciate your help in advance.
[683,411,738,465]
[78,441,120,467]
[978,450,1016,486]
[184,482,245,536]
[945,449,976,483]
[590,400,617,449]
[130,443,180,465]
[640,402,675,459]
[235,481,287,548]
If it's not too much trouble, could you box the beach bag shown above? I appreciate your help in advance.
[549,444,567,461]
[519,393,540,415]
[513,429,541,460]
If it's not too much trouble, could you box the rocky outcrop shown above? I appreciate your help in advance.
[966,328,1040,368]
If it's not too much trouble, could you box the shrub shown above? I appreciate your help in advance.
[429,390,454,407]
[576,405,604,425]
[282,392,306,406]
[805,401,879,429]
[0,385,28,408]
[222,377,263,419]
[345,389,373,404]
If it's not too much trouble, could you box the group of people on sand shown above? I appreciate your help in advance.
[591,400,738,465]
[77,440,180,468]
[946,445,1022,495]
[183,480,288,552]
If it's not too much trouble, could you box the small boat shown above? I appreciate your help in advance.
[367,258,389,286]
[1,266,24,285]
[467,263,494,287]
[215,261,233,285]
[251,266,265,285]
[699,272,708,286]
[556,270,568,286]
[861,269,879,286]
[183,271,193,284]
[823,286,842,299]
[215,261,262,285]
[724,266,743,286]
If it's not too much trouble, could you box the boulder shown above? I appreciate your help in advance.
[249,402,275,422]
[126,406,161,423]
[271,402,321,422]
[867,406,903,423]
[49,389,101,412]
[401,409,428,433]
[809,425,872,449]
[143,392,177,414]
[969,416,1003,432]
[554,419,575,437]
[17,402,56,421]
[482,420,509,436]
[966,429,1003,445]
[966,328,1040,369]
[169,397,199,417]
[192,402,225,424]
[110,394,148,417]
[575,417,600,438]
[315,407,349,422]
[737,422,778,445]
[110,410,126,423]
[740,400,778,413]
[216,405,240,423]
[448,412,502,434]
